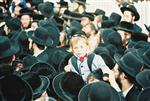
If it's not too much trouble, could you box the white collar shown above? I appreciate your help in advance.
[33,49,45,57]
[122,84,134,97]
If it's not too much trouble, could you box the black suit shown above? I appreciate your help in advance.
[125,85,141,101]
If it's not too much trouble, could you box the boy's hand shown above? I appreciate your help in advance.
[64,64,72,72]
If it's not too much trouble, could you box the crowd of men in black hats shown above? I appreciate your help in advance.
[0,0,150,101]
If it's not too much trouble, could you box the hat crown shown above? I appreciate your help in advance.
[33,27,50,41]
[119,52,143,77]
[119,21,133,30]
[0,36,11,52]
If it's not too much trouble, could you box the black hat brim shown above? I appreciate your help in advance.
[33,76,50,99]
[52,72,73,101]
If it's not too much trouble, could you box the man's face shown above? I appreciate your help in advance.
[21,15,31,29]
[81,17,90,27]
[113,64,122,89]
[123,11,134,23]
[82,24,92,36]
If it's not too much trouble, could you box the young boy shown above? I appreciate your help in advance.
[64,35,112,82]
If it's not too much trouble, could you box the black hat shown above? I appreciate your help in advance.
[78,81,121,101]
[144,24,150,32]
[52,72,85,101]
[94,9,105,16]
[116,21,134,33]
[120,4,140,21]
[73,0,87,5]
[27,27,53,46]
[5,17,21,31]
[57,1,68,8]
[136,69,150,89]
[82,12,94,21]
[0,74,33,101]
[21,72,50,99]
[30,62,56,78]
[141,48,150,68]
[32,13,45,22]
[0,64,14,77]
[137,87,150,101]
[109,12,121,25]
[0,7,6,20]
[18,7,33,17]
[0,36,19,59]
[114,51,143,78]
[101,20,116,28]
[62,10,82,21]
[38,2,54,18]
[131,32,148,42]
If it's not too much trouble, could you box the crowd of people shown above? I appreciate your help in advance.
[0,0,150,101]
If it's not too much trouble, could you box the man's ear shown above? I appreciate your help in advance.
[132,16,135,22]
[120,72,126,80]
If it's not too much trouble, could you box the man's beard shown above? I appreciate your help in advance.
[116,75,122,89]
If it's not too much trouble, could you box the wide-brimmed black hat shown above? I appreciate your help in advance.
[38,2,54,18]
[114,51,143,78]
[0,36,19,59]
[136,69,150,89]
[82,12,94,21]
[18,7,33,17]
[62,10,82,21]
[0,74,33,101]
[120,4,140,21]
[94,9,105,16]
[52,72,85,101]
[30,62,56,78]
[141,48,150,68]
[109,12,121,25]
[144,24,150,32]
[57,1,68,8]
[5,17,21,31]
[115,21,134,33]
[78,81,121,101]
[137,87,150,101]
[21,72,50,99]
[27,27,53,46]
[131,32,148,42]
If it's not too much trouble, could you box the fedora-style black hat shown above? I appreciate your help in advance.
[62,10,82,21]
[109,12,121,25]
[131,32,148,42]
[137,87,150,101]
[18,7,33,17]
[82,12,94,21]
[115,21,134,33]
[21,72,50,99]
[30,62,56,78]
[94,9,105,16]
[120,4,140,21]
[52,72,85,101]
[27,27,53,46]
[114,51,143,78]
[136,69,150,89]
[0,36,19,59]
[5,17,21,31]
[57,1,68,8]
[38,2,54,18]
[78,81,121,101]
[0,74,33,101]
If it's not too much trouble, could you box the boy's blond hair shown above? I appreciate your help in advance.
[69,36,89,52]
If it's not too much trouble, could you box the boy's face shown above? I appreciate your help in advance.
[72,41,88,58]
